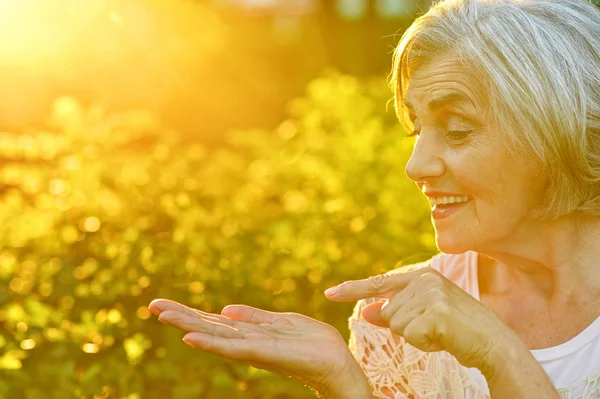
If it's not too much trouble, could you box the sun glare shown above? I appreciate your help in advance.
[0,0,106,67]
[0,0,226,129]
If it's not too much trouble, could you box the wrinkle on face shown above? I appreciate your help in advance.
[403,57,490,130]
[403,56,547,255]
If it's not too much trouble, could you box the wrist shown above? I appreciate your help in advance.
[318,361,373,399]
[479,329,526,379]
[482,338,559,399]
[481,340,521,382]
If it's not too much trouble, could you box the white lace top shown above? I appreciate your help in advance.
[348,251,600,399]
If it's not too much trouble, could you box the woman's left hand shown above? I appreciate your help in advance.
[147,298,373,398]
[325,266,520,374]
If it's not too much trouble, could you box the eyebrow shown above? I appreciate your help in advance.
[404,92,474,113]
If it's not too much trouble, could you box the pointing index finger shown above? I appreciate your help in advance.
[325,266,429,302]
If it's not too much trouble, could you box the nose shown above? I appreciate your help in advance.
[405,133,446,183]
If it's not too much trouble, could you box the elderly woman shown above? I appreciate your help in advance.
[149,0,600,397]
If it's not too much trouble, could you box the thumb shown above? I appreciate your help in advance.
[221,305,283,324]
[361,301,389,328]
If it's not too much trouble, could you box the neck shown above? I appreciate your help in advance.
[477,214,600,304]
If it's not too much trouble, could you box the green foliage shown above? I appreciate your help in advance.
[0,71,436,398]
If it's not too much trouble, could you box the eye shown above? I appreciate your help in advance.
[447,129,472,137]
[442,113,474,140]
[446,129,473,143]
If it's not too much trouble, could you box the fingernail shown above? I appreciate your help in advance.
[182,338,196,348]
[148,306,161,316]
[324,286,339,296]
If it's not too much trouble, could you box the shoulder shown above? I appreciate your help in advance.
[387,251,474,278]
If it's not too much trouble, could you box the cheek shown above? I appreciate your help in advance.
[448,147,500,198]
[469,169,534,234]
[449,149,519,224]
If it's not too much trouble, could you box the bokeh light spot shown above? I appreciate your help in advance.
[188,281,205,294]
[16,322,28,332]
[136,307,151,320]
[350,216,366,232]
[49,179,70,196]
[138,276,151,288]
[82,216,101,232]
[107,309,122,324]
[20,339,36,350]
[82,343,100,354]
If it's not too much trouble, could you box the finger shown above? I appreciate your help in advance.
[158,310,245,338]
[149,298,184,315]
[361,302,387,327]
[387,307,426,337]
[150,299,211,317]
[183,332,253,361]
[379,276,422,322]
[221,305,287,325]
[402,313,445,353]
[149,299,231,324]
[325,267,431,302]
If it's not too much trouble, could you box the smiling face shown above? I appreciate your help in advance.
[403,57,547,254]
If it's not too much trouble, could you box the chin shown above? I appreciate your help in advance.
[434,233,473,255]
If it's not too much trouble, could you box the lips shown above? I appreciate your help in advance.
[431,198,471,220]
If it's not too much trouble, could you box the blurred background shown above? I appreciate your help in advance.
[1,0,596,398]
[0,0,435,139]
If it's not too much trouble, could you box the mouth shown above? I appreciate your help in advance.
[429,195,471,207]
[428,195,472,220]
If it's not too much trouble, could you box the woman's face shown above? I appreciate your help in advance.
[404,57,546,254]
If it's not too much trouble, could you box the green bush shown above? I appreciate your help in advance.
[0,71,435,399]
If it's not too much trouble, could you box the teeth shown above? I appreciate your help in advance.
[430,196,470,206]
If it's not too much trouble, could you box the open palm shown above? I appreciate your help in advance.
[148,299,363,394]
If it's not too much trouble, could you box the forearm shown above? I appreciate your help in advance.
[484,342,560,399]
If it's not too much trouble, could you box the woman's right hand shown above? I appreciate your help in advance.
[148,299,372,399]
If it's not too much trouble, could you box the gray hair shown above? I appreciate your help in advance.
[390,0,600,220]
